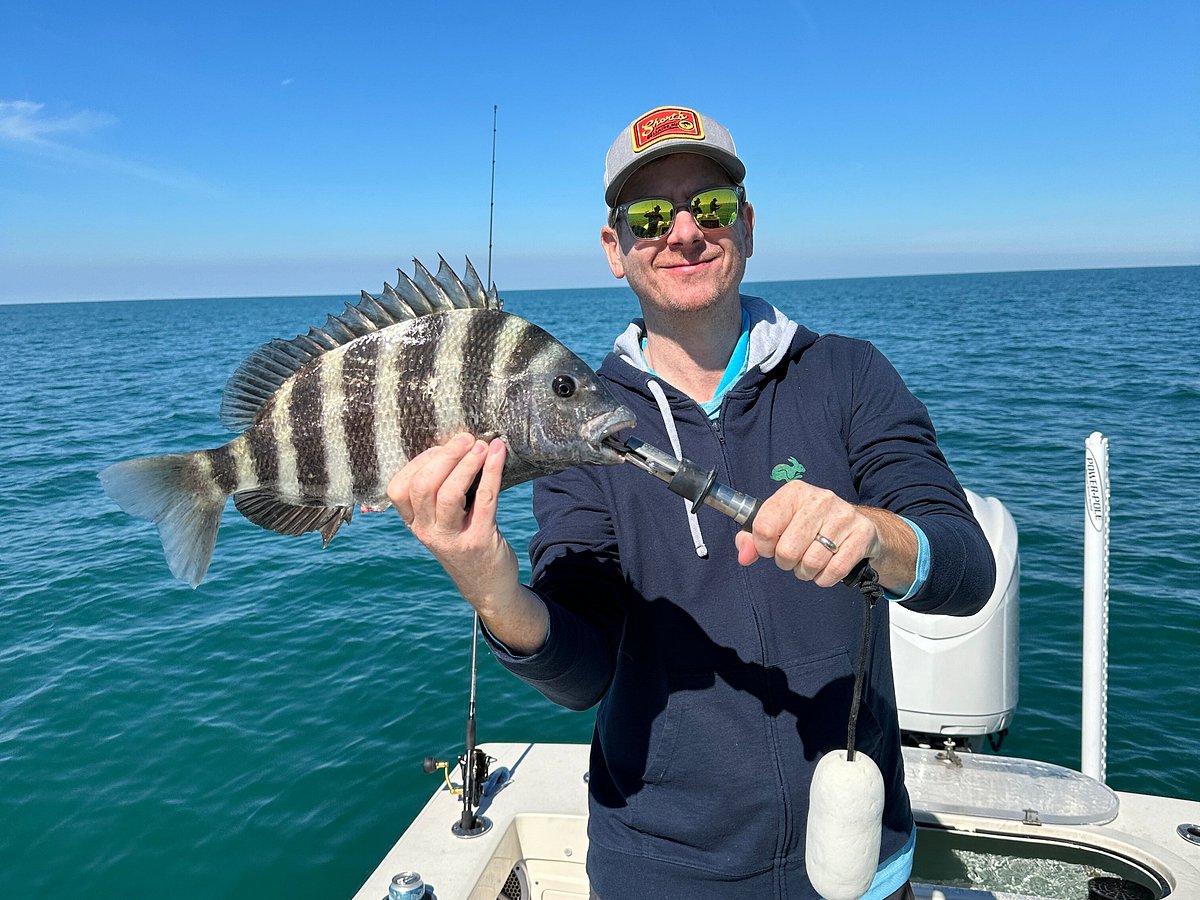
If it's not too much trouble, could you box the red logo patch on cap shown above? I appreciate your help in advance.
[630,106,705,154]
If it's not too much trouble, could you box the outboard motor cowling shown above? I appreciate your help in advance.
[890,488,1020,750]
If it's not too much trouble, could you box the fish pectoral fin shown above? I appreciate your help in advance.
[233,490,353,545]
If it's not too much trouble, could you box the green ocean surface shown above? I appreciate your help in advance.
[1,266,1197,897]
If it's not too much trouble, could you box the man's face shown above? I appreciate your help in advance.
[601,153,754,317]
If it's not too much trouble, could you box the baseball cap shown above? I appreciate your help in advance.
[604,105,746,208]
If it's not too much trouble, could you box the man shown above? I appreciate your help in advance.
[389,105,995,899]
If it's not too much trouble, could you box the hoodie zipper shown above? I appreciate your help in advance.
[710,398,794,871]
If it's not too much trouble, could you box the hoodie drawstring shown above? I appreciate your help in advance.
[646,379,709,558]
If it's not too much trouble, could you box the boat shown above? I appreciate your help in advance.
[351,435,1200,899]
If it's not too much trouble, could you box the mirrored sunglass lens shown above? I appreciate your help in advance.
[692,189,739,228]
[625,199,673,239]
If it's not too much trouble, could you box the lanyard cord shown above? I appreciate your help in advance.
[845,566,884,761]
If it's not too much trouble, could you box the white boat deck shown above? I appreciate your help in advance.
[355,743,590,900]
[353,742,1200,900]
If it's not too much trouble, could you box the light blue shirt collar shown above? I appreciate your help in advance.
[640,307,751,421]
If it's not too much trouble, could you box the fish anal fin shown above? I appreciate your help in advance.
[233,489,353,545]
[319,506,354,547]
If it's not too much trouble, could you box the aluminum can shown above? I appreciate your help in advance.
[388,870,424,900]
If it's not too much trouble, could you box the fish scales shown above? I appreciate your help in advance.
[465,304,509,425]
[482,314,525,419]
[250,412,279,485]
[320,350,354,502]
[379,315,448,491]
[288,349,329,500]
[230,436,255,492]
[99,257,635,587]
[305,333,369,503]
[429,312,475,465]
[447,307,500,436]
[372,329,410,495]
[270,378,302,502]
[207,442,238,495]
[338,337,376,501]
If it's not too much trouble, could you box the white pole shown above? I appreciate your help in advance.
[1082,432,1109,783]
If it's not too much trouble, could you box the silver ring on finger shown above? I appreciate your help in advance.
[814,533,838,553]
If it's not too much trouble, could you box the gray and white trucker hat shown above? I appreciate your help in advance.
[603,105,746,208]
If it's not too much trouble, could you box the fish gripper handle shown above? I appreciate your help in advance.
[666,458,717,514]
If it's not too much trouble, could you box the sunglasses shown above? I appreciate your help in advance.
[611,185,745,240]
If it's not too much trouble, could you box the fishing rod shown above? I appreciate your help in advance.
[455,104,500,838]
[457,614,491,837]
[421,620,492,838]
[423,106,502,840]
[486,104,497,290]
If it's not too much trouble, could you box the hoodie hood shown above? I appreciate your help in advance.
[611,293,814,385]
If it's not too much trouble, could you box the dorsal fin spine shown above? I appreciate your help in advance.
[307,328,338,352]
[337,303,376,334]
[356,292,393,327]
[434,255,472,308]
[393,268,434,316]
[410,258,455,312]
[461,258,500,310]
[379,283,416,320]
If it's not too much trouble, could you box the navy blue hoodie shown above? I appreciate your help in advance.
[487,296,995,899]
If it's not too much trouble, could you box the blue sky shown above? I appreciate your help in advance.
[2,1,1197,303]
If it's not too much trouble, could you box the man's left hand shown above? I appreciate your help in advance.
[733,480,916,593]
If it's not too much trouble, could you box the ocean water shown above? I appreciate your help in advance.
[1,266,1197,897]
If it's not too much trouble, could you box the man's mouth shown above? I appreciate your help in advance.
[660,256,717,271]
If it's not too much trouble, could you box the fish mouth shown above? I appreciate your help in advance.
[588,407,637,464]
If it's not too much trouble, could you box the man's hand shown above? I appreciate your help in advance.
[733,480,917,594]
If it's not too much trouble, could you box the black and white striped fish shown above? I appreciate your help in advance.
[100,257,635,587]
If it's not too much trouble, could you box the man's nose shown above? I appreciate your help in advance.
[666,206,705,244]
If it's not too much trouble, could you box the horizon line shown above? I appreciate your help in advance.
[1,261,1196,307]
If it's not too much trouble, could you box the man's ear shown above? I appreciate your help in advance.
[742,201,755,259]
[601,225,626,279]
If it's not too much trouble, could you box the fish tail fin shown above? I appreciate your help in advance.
[99,451,228,588]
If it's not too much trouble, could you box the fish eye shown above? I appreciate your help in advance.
[552,374,576,398]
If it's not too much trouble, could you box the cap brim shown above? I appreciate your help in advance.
[605,146,746,207]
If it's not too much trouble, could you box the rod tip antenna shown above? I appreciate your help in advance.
[487,104,498,289]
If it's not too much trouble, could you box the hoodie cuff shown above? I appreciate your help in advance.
[885,516,930,602]
[480,618,550,659]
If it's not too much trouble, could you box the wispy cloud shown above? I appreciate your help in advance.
[0,100,116,144]
[0,99,217,194]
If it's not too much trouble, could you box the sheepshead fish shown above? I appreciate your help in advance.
[100,257,635,587]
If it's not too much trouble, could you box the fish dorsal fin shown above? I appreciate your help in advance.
[219,256,500,431]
